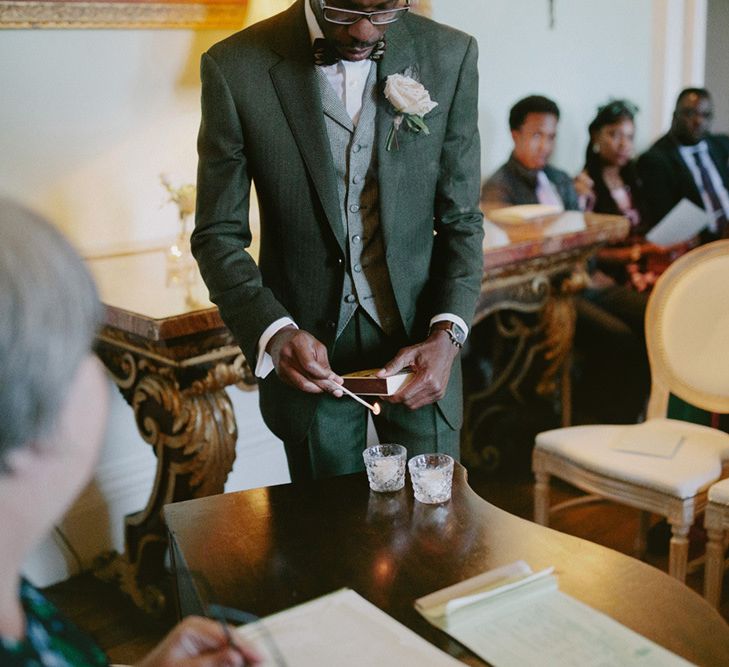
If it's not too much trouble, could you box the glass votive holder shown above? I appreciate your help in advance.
[408,453,454,504]
[363,444,407,493]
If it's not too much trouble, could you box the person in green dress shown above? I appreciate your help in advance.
[0,200,260,667]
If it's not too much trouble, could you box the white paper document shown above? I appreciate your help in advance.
[646,198,711,246]
[415,561,693,667]
[234,588,461,666]
[610,422,685,458]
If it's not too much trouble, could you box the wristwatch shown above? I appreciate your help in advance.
[432,321,467,349]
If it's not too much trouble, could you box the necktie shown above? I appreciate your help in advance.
[693,151,728,237]
[536,171,563,207]
[312,37,386,66]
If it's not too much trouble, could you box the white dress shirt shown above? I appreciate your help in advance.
[255,1,467,377]
[535,170,564,208]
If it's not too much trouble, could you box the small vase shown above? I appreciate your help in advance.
[166,213,197,290]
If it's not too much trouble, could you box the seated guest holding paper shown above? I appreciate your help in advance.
[637,87,729,242]
[482,96,649,424]
[638,87,729,458]
[574,100,678,292]
[481,95,579,211]
[0,201,259,667]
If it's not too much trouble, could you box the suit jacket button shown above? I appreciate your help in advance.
[326,320,336,329]
[345,294,356,303]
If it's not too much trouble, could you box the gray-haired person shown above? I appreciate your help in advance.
[0,200,260,666]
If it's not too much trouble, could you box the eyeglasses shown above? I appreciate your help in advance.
[321,0,410,25]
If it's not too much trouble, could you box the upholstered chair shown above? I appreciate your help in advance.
[533,240,729,582]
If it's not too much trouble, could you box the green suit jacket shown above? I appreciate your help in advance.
[192,0,484,443]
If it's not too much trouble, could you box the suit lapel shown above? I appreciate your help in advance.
[269,0,345,251]
[316,68,355,133]
[665,138,703,204]
[376,19,417,250]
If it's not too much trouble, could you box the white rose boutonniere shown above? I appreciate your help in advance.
[383,71,438,152]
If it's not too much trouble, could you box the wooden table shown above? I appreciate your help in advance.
[465,212,630,470]
[89,212,627,613]
[88,247,254,614]
[165,465,729,666]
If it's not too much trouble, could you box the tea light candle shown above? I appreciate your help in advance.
[408,454,454,504]
[363,444,407,493]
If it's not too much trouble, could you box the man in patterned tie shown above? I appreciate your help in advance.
[192,0,484,481]
[638,88,729,241]
[481,95,579,211]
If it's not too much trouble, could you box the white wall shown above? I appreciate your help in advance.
[2,0,706,586]
[433,0,655,177]
[0,28,227,254]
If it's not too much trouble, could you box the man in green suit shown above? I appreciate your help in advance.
[192,0,484,481]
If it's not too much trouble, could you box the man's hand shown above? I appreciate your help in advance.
[267,325,343,394]
[136,616,261,667]
[377,326,459,411]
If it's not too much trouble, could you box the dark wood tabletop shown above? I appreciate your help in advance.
[164,465,729,665]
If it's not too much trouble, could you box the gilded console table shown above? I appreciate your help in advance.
[87,247,253,614]
[463,212,630,470]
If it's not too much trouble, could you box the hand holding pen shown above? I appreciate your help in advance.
[135,615,262,667]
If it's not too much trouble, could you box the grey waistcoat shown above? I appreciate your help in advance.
[316,65,400,339]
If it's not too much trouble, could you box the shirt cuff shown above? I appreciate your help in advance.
[255,317,298,378]
[429,313,469,338]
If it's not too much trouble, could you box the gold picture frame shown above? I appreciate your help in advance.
[0,0,429,31]
[0,0,249,29]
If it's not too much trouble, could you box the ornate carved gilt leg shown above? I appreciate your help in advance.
[536,265,587,426]
[94,341,251,614]
[463,254,590,470]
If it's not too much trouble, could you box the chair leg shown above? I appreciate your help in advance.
[668,521,690,582]
[634,511,650,559]
[534,471,550,526]
[705,527,726,608]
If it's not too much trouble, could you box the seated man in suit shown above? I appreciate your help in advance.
[481,95,579,211]
[481,95,649,425]
[638,87,729,240]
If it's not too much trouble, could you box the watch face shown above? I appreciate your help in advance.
[451,323,466,345]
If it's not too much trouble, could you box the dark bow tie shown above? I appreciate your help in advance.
[312,37,386,66]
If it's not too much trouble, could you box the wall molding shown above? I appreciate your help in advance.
[650,0,707,139]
